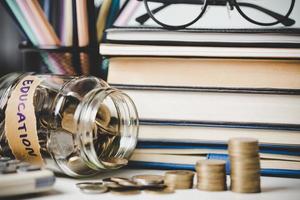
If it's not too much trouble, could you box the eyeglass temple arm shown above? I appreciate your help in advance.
[136,0,295,26]
[237,2,295,26]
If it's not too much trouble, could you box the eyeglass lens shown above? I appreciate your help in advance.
[144,0,207,27]
[235,0,294,25]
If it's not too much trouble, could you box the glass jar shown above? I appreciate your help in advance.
[0,73,139,177]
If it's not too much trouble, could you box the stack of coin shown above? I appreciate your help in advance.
[195,160,227,191]
[164,170,194,189]
[228,137,261,193]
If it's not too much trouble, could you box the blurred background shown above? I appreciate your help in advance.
[0,4,22,77]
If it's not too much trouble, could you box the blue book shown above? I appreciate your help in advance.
[137,141,300,156]
[128,153,300,178]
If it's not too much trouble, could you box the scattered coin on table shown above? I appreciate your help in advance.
[76,182,108,194]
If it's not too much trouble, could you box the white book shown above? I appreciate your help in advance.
[138,123,300,146]
[100,43,300,58]
[122,89,300,124]
[131,153,300,171]
[134,149,300,162]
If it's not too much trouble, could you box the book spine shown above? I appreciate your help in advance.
[128,153,300,178]
[137,142,300,156]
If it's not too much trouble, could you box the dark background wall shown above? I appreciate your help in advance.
[0,4,22,76]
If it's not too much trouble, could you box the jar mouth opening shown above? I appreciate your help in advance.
[75,88,139,170]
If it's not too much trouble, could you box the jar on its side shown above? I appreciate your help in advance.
[0,73,139,177]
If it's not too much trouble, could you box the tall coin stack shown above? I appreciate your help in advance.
[196,160,227,191]
[164,170,194,189]
[228,138,261,193]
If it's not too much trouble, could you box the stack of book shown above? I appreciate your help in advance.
[100,0,300,177]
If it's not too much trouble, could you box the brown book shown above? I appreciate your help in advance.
[107,57,300,90]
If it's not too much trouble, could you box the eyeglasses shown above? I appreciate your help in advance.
[136,0,296,30]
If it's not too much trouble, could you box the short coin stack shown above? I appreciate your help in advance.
[164,170,194,189]
[228,137,261,193]
[196,160,227,191]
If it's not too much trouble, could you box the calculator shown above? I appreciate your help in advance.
[0,157,55,197]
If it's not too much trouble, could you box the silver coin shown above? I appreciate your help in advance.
[79,184,108,194]
[104,182,123,189]
[132,174,164,186]
[102,177,114,182]
[48,130,74,158]
[76,182,103,189]
[109,177,140,188]
[117,179,138,187]
[110,177,131,184]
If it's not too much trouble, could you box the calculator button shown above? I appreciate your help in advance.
[0,157,10,162]
[1,167,17,174]
[23,165,41,172]
[16,162,31,172]
[7,159,21,165]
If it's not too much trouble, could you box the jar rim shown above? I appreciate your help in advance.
[75,87,139,170]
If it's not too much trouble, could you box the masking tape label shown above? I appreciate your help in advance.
[5,75,44,165]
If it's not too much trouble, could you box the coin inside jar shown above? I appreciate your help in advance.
[101,158,128,168]
[96,103,111,127]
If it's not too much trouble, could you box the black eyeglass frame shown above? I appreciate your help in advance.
[142,0,296,30]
